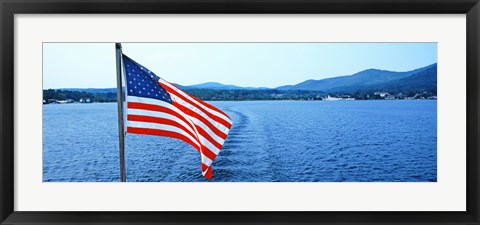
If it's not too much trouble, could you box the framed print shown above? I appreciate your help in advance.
[1,0,479,224]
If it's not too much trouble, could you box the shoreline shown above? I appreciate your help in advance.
[43,99,438,105]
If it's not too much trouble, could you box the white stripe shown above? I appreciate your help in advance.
[160,78,232,123]
[201,155,213,167]
[170,94,230,133]
[188,116,226,145]
[127,121,201,148]
[127,96,201,136]
[129,109,221,155]
[127,95,226,161]
[159,79,233,123]
[127,95,176,109]
[198,135,220,155]
[127,108,198,140]
[128,120,215,165]
[127,96,227,145]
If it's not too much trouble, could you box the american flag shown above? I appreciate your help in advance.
[122,54,232,179]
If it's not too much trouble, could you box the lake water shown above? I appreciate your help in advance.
[43,100,437,182]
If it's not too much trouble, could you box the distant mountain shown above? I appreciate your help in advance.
[171,83,188,90]
[57,82,269,94]
[277,63,436,93]
[186,82,245,90]
[53,63,436,95]
[368,63,437,93]
[182,82,269,90]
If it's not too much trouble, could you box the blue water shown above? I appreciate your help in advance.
[43,100,437,182]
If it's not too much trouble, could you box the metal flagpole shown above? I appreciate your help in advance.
[115,43,126,182]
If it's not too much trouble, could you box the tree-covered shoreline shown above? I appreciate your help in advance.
[43,88,437,104]
[43,89,117,103]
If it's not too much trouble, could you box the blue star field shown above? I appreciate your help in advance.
[122,54,172,104]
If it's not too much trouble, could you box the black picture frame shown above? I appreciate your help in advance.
[1,0,479,224]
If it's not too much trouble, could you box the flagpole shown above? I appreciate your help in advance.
[115,43,126,182]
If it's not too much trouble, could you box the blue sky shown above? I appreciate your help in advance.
[43,43,437,89]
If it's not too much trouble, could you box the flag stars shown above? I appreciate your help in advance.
[123,58,173,103]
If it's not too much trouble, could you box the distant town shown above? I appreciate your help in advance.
[43,88,114,104]
[43,98,92,104]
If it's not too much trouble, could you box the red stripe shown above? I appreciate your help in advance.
[128,128,215,179]
[199,145,218,163]
[126,107,219,162]
[127,127,217,162]
[185,92,231,119]
[127,114,198,144]
[202,163,213,180]
[195,125,223,150]
[127,102,196,135]
[169,81,231,119]
[127,127,201,152]
[160,83,232,129]
[172,101,228,140]
[128,102,223,157]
